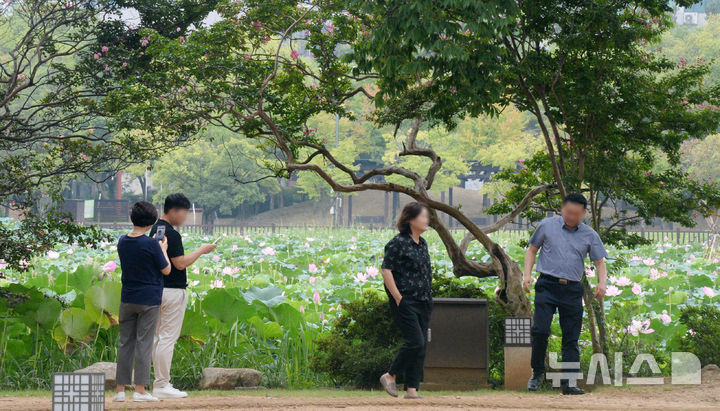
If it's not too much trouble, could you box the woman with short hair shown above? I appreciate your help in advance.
[379,202,433,399]
[113,201,171,402]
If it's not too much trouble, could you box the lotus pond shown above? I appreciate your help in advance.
[0,227,718,389]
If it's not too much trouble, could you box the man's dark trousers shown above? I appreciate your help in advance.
[531,274,584,383]
[388,297,432,389]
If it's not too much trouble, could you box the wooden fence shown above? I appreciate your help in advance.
[89,222,717,244]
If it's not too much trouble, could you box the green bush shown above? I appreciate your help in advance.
[310,275,508,388]
[678,305,720,367]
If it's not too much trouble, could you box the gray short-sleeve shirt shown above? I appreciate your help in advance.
[529,215,608,281]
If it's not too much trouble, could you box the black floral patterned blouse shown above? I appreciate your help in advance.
[381,232,432,301]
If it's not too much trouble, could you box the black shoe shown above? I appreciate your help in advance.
[527,371,544,391]
[561,384,585,395]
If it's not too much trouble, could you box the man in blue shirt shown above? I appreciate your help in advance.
[523,193,608,395]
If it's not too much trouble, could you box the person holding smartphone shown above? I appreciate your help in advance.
[149,193,217,398]
[379,202,433,400]
[113,201,171,403]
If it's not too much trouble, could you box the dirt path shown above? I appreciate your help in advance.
[4,380,720,411]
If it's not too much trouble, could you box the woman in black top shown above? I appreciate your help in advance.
[379,202,433,399]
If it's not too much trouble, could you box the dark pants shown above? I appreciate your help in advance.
[116,302,160,386]
[531,274,583,382]
[388,297,432,389]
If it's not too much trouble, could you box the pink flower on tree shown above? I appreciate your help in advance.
[290,49,299,60]
[101,45,109,52]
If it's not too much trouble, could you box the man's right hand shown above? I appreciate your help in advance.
[199,243,217,254]
[394,295,403,307]
[522,275,533,293]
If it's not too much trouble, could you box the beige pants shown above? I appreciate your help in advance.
[152,288,187,388]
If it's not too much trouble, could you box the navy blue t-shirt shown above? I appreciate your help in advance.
[117,234,169,306]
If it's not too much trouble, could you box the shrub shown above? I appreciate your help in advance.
[678,305,720,367]
[310,275,508,388]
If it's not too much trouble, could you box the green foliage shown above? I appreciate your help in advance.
[0,212,110,272]
[310,290,401,388]
[311,275,509,388]
[151,127,281,221]
[678,305,720,366]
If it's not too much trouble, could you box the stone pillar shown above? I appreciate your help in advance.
[504,317,533,391]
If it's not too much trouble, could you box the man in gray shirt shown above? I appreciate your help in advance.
[523,193,608,395]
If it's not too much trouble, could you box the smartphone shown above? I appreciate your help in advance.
[156,225,166,242]
[212,237,221,244]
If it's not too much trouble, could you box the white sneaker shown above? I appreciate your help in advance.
[153,384,188,399]
[132,392,159,402]
[112,392,125,402]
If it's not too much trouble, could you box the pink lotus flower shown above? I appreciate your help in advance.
[304,242,310,247]
[47,250,60,259]
[210,279,224,289]
[192,267,200,274]
[631,283,643,295]
[312,291,321,304]
[585,267,595,278]
[212,255,220,262]
[703,287,716,298]
[103,260,117,273]
[366,266,379,279]
[615,276,632,287]
[353,272,368,283]
[350,236,357,242]
[661,312,671,325]
[222,267,233,275]
[290,49,299,60]
[605,285,621,297]
[308,263,318,273]
[309,276,316,284]
[627,319,654,336]
[261,246,276,256]
[642,257,656,266]
[299,305,305,313]
[87,257,93,263]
